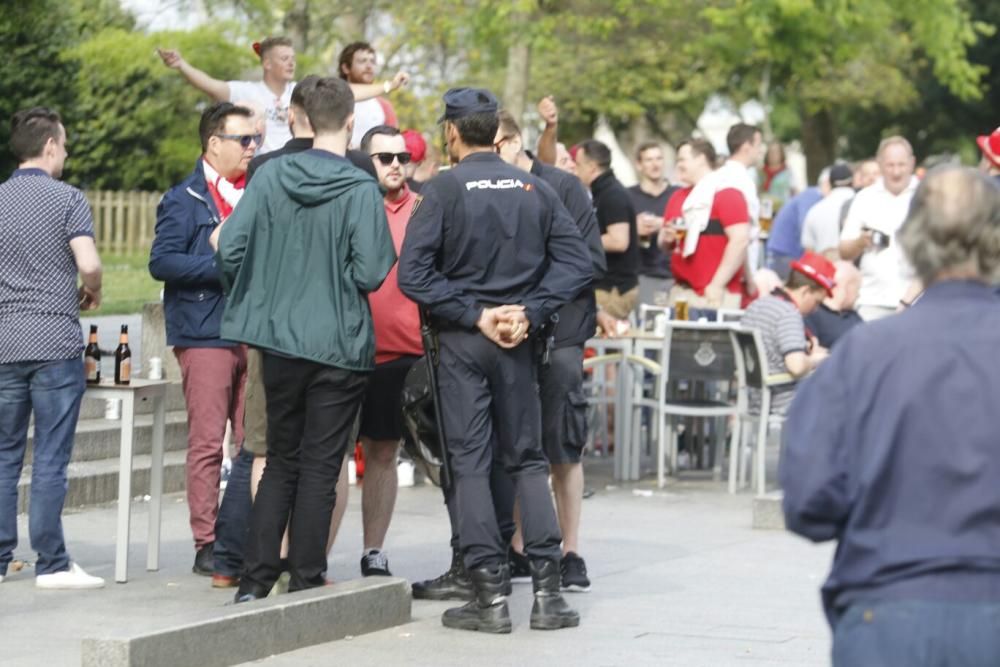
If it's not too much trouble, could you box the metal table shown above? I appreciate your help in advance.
[83,379,169,583]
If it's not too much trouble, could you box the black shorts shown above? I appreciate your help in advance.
[538,344,588,465]
[359,355,420,441]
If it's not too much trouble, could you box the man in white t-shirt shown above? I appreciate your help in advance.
[339,42,408,148]
[158,37,297,154]
[158,37,409,154]
[717,123,764,223]
[717,123,766,276]
[838,136,919,320]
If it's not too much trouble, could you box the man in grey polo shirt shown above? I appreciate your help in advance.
[0,107,105,589]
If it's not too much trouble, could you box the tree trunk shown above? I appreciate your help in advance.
[335,10,366,49]
[283,0,311,52]
[503,11,531,126]
[799,108,837,184]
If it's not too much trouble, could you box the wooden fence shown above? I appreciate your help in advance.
[84,190,162,255]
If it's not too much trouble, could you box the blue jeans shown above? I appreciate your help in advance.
[0,358,85,576]
[213,447,254,577]
[834,600,1000,666]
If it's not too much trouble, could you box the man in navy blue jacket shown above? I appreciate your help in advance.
[782,166,1000,666]
[149,103,255,578]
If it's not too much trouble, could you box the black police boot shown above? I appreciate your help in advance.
[411,549,474,601]
[529,558,580,630]
[441,565,512,634]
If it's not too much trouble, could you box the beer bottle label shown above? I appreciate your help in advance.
[120,359,131,382]
[85,358,98,381]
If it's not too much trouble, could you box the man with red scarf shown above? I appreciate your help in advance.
[149,102,255,577]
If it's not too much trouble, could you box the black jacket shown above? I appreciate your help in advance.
[247,138,376,182]
[529,155,606,347]
[398,152,592,330]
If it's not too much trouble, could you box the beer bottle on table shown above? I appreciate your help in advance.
[85,324,101,384]
[114,325,131,385]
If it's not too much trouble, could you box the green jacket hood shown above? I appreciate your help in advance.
[277,150,374,206]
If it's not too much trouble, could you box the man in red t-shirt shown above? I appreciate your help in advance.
[658,139,750,310]
[347,124,424,577]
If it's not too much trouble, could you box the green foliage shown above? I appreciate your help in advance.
[2,0,994,189]
[92,253,163,316]
[838,0,1000,161]
[62,27,253,189]
[0,1,80,178]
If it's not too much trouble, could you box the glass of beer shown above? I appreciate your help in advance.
[637,212,655,249]
[671,217,687,246]
[674,298,689,321]
[759,197,774,234]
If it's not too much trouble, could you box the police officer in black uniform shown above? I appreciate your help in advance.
[494,110,606,592]
[398,88,592,634]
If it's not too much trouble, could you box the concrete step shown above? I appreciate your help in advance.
[82,578,411,667]
[752,490,785,530]
[26,411,189,465]
[17,450,187,513]
[77,380,187,420]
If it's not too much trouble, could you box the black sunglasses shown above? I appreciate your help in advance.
[215,133,262,149]
[370,151,412,166]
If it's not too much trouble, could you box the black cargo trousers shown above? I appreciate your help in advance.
[437,329,562,571]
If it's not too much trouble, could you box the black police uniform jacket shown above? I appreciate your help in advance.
[397,152,592,331]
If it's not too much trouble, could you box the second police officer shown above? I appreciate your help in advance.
[398,88,593,634]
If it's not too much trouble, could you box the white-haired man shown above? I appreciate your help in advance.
[838,136,918,320]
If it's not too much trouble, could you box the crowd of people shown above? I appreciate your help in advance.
[2,30,1000,659]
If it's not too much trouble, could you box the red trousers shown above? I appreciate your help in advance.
[174,346,247,549]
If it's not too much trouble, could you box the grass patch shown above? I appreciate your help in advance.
[94,252,162,315]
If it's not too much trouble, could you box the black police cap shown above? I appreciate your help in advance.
[437,87,499,123]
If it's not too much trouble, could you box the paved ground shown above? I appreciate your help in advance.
[0,461,834,666]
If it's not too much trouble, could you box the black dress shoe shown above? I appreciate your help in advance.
[193,543,214,576]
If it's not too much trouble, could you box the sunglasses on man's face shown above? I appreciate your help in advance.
[215,133,262,149]
[370,152,412,166]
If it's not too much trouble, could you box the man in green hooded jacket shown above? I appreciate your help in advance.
[216,76,396,600]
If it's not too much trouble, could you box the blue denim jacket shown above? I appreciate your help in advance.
[149,159,234,348]
[781,281,1000,626]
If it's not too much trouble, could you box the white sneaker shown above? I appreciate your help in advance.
[36,562,105,589]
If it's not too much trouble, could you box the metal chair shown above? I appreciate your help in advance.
[583,350,662,481]
[716,308,744,324]
[730,327,793,495]
[655,322,741,488]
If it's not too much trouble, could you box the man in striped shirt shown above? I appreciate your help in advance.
[740,251,834,412]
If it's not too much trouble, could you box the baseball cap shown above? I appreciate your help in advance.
[437,88,499,123]
[829,163,853,187]
[402,130,426,163]
[977,127,1000,170]
[790,251,836,297]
